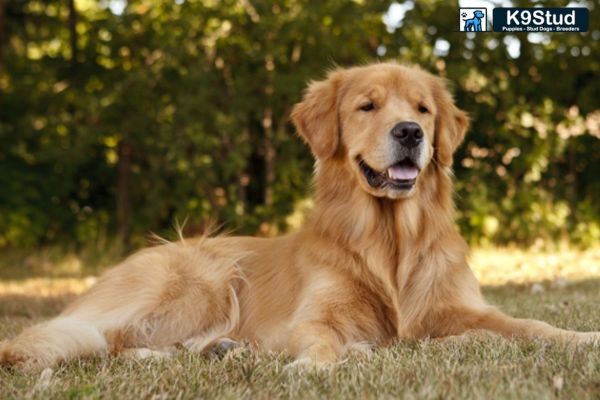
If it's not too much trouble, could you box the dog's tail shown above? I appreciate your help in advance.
[0,316,106,370]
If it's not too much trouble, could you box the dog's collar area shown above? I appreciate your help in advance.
[357,157,418,190]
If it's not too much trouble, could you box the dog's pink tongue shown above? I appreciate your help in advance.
[388,165,418,180]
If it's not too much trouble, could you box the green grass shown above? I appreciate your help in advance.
[1,248,600,399]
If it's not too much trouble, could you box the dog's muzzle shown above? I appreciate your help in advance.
[358,122,425,191]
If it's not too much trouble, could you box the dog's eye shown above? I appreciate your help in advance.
[418,104,430,114]
[360,102,375,112]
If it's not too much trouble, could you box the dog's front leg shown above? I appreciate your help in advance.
[439,307,600,346]
[285,320,344,369]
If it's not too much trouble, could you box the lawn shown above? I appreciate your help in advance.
[1,247,600,399]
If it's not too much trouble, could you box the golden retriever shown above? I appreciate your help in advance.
[1,62,598,370]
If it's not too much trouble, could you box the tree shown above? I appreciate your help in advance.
[0,0,598,250]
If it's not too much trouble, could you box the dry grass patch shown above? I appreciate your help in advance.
[1,247,600,399]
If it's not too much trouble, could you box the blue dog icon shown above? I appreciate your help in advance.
[463,10,485,31]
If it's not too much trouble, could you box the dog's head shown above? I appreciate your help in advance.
[292,63,469,200]
[473,10,485,18]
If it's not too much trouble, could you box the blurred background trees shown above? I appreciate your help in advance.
[0,0,598,252]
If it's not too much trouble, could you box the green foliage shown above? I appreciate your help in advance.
[0,0,598,249]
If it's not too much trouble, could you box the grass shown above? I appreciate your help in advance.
[1,247,600,399]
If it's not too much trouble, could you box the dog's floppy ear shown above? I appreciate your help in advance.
[432,78,470,167]
[291,70,345,160]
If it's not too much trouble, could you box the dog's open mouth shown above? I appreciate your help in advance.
[358,157,419,190]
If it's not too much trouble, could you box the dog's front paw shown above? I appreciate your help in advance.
[283,357,320,372]
[346,341,375,355]
[577,332,600,346]
[283,356,338,373]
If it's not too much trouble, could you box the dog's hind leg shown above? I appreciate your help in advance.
[0,240,245,370]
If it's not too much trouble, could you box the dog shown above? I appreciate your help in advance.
[463,10,485,32]
[1,62,598,370]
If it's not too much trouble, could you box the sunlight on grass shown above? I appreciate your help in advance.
[0,277,96,297]
[471,247,600,286]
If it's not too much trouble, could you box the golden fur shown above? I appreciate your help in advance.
[1,62,598,370]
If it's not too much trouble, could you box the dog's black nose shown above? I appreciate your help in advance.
[391,122,423,148]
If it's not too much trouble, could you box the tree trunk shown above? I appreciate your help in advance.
[67,0,77,68]
[237,128,251,215]
[0,0,5,93]
[262,49,276,209]
[116,140,132,244]
[262,107,275,207]
[567,140,578,234]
